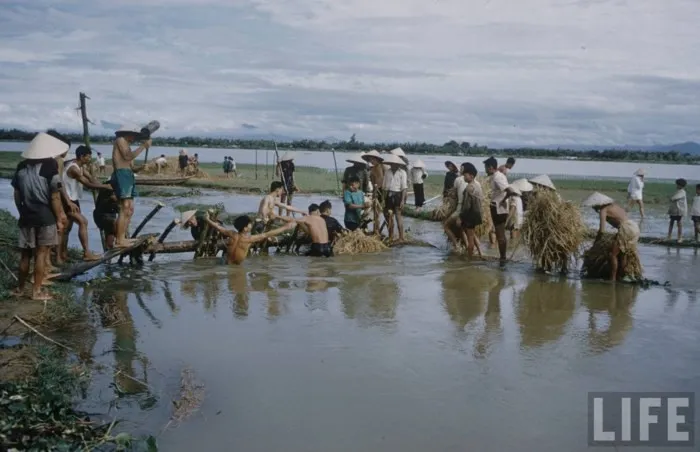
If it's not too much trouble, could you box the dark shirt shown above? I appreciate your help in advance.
[279,161,295,191]
[342,165,369,193]
[322,214,344,240]
[179,155,189,169]
[11,158,60,227]
[443,171,458,194]
[94,188,119,216]
[190,210,208,240]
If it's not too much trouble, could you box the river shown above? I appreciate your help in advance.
[1,141,697,180]
[0,179,698,451]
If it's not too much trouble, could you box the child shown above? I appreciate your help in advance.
[319,200,345,241]
[343,176,370,231]
[692,184,700,243]
[668,178,688,243]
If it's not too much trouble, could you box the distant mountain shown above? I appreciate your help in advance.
[645,142,700,154]
[535,141,700,154]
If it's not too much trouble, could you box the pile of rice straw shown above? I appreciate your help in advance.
[430,188,457,221]
[581,233,643,280]
[142,157,210,178]
[474,175,493,238]
[521,189,587,273]
[333,230,389,255]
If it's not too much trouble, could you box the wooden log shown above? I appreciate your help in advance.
[54,235,155,281]
[148,219,181,262]
[145,240,197,254]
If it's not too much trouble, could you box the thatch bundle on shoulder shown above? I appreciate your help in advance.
[521,188,587,273]
[581,233,643,281]
[430,188,457,221]
[333,230,389,255]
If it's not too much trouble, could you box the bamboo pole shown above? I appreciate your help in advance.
[148,219,180,261]
[332,150,340,193]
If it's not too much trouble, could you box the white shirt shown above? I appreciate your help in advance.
[410,167,427,185]
[231,159,236,169]
[383,167,408,192]
[490,171,510,214]
[97,156,105,166]
[63,161,84,202]
[510,196,524,228]
[156,157,167,165]
[668,189,688,216]
[627,175,644,200]
[692,195,700,217]
[453,176,468,209]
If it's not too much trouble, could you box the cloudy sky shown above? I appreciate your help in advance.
[0,0,698,146]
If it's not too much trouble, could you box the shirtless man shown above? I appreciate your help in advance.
[203,214,296,265]
[586,192,641,281]
[254,181,306,233]
[111,125,151,247]
[295,204,333,257]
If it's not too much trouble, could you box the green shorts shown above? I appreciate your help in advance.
[111,169,137,200]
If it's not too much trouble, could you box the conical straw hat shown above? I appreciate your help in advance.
[634,168,645,176]
[528,174,556,190]
[412,159,426,168]
[390,147,406,157]
[345,153,367,165]
[362,149,384,162]
[115,124,142,136]
[581,192,614,207]
[180,210,197,228]
[383,154,407,166]
[21,132,70,159]
[279,152,294,161]
[508,185,522,196]
[510,178,533,192]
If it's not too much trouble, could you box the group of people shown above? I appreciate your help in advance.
[11,126,153,299]
[177,149,199,176]
[222,156,238,178]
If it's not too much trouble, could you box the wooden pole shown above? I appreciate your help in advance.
[148,219,180,261]
[266,150,269,179]
[118,202,165,264]
[255,150,258,180]
[332,150,341,193]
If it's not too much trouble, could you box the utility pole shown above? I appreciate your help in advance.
[79,92,91,146]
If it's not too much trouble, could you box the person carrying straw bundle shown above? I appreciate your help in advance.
[581,192,642,281]
[443,162,471,251]
[484,157,516,263]
[381,153,408,242]
[362,150,385,235]
[458,163,483,258]
[506,178,533,240]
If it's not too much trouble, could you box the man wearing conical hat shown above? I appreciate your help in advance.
[11,132,70,300]
[409,159,428,211]
[112,124,152,248]
[583,192,640,281]
[381,154,408,242]
[626,168,645,218]
[342,154,369,193]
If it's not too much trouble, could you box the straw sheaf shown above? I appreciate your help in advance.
[581,234,643,280]
[333,230,389,255]
[521,189,587,273]
[430,188,458,221]
[474,175,493,238]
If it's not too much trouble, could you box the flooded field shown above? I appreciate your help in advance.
[1,179,698,451]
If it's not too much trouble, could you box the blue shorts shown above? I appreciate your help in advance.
[111,168,137,200]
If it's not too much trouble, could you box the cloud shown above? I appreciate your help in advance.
[0,0,699,146]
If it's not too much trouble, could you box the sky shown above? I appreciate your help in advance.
[0,0,699,147]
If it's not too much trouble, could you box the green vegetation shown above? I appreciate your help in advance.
[2,128,699,163]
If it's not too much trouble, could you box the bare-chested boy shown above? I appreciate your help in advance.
[203,214,296,265]
[584,192,640,281]
[295,204,333,257]
[111,125,151,248]
[255,181,307,233]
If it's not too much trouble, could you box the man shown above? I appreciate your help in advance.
[112,124,152,248]
[444,162,470,250]
[223,157,232,178]
[362,150,385,235]
[382,153,408,242]
[192,153,200,169]
[93,187,119,249]
[203,214,296,265]
[498,157,516,175]
[295,204,333,257]
[256,181,307,233]
[484,156,514,263]
[61,145,111,260]
[342,154,369,193]
[459,163,483,258]
[11,132,69,300]
[97,152,106,175]
[155,154,167,174]
[319,200,345,241]
[627,168,645,218]
[230,157,238,177]
[344,176,370,231]
[178,149,188,176]
[410,159,427,211]
[276,152,297,216]
[584,192,640,281]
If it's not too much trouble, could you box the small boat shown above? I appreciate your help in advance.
[135,176,194,186]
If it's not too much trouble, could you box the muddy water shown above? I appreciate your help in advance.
[0,180,699,451]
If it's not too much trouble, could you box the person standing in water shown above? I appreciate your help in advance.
[296,204,333,257]
[627,168,645,218]
[111,125,151,248]
[362,150,385,235]
[410,159,427,211]
[382,154,408,242]
[484,156,514,263]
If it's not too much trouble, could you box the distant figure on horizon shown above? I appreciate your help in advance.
[178,149,188,176]
[627,168,645,218]
[97,152,106,175]
[155,154,167,174]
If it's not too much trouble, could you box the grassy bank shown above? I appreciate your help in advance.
[1,150,695,206]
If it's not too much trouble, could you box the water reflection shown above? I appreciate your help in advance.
[516,276,576,349]
[475,272,505,358]
[441,266,494,333]
[250,271,284,319]
[226,268,249,318]
[339,269,398,330]
[582,283,638,354]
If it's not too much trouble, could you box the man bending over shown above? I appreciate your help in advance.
[296,204,333,257]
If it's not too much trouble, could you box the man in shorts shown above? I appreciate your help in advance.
[484,156,515,263]
[111,124,151,247]
[93,187,120,249]
[296,204,333,257]
[381,153,408,242]
[11,132,69,300]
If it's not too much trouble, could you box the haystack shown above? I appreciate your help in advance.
[521,189,587,273]
[430,188,457,221]
[474,175,492,238]
[142,157,210,179]
[581,234,643,280]
[333,230,389,255]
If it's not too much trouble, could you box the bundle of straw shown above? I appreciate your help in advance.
[430,188,457,221]
[474,175,493,238]
[581,234,643,280]
[521,190,587,273]
[333,230,389,255]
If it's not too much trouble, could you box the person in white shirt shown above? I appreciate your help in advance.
[692,183,700,242]
[484,156,515,263]
[155,154,167,174]
[668,178,688,242]
[443,163,470,251]
[409,159,427,210]
[96,152,106,175]
[382,154,408,242]
[627,168,645,218]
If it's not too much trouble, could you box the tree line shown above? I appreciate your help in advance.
[1,129,698,163]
